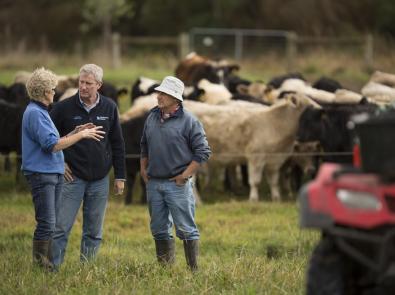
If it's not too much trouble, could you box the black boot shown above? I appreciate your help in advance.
[183,240,199,271]
[155,239,175,265]
[32,239,54,271]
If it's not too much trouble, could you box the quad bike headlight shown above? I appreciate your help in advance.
[336,189,382,211]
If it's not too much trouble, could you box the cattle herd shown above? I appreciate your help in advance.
[2,52,395,204]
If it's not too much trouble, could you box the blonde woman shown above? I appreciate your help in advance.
[22,68,105,271]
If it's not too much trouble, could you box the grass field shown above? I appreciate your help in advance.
[0,183,319,295]
[0,49,393,294]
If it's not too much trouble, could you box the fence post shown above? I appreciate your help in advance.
[74,41,83,62]
[364,33,373,69]
[4,24,12,53]
[40,35,48,58]
[286,31,297,72]
[16,38,26,55]
[235,30,243,60]
[178,32,189,59]
[112,32,121,69]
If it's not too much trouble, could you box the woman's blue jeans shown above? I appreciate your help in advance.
[26,173,64,241]
[147,178,199,241]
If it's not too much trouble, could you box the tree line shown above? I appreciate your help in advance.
[0,0,394,52]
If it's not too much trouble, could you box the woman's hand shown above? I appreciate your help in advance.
[64,163,73,182]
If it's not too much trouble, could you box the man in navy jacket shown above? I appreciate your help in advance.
[50,64,126,268]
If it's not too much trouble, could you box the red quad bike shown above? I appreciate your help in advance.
[299,110,395,295]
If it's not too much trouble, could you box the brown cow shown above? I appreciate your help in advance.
[175,52,240,86]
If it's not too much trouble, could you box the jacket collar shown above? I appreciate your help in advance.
[30,100,49,111]
[152,104,184,118]
[74,92,102,110]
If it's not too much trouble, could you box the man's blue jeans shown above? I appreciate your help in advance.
[147,178,199,241]
[26,173,64,240]
[52,175,109,266]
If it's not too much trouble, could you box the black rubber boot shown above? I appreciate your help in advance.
[155,239,175,265]
[183,240,199,271]
[33,239,54,271]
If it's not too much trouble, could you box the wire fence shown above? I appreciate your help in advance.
[5,151,354,160]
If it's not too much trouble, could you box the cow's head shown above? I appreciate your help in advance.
[293,140,322,177]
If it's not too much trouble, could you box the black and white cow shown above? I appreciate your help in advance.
[99,82,128,106]
[267,72,306,89]
[130,77,160,103]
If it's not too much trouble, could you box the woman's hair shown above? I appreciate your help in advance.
[26,67,58,101]
[79,64,103,83]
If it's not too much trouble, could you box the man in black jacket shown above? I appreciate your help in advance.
[50,64,125,268]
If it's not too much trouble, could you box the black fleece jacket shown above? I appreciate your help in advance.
[50,93,125,181]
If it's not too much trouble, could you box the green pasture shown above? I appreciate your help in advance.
[0,184,319,295]
[0,145,319,294]
[0,50,391,294]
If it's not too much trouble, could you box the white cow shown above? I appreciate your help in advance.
[120,93,157,122]
[369,71,395,87]
[183,94,320,201]
[361,81,395,105]
[277,78,367,105]
[120,92,317,201]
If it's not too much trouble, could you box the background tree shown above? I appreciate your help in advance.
[1,0,395,52]
[81,0,134,51]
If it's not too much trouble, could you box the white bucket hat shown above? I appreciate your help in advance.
[154,76,184,101]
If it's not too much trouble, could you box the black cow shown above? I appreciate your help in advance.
[225,74,251,94]
[0,83,29,172]
[0,84,8,99]
[297,103,378,165]
[0,99,25,180]
[282,103,378,197]
[121,112,148,205]
[0,82,29,107]
[312,76,343,93]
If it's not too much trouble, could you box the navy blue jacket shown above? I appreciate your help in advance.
[50,93,125,181]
